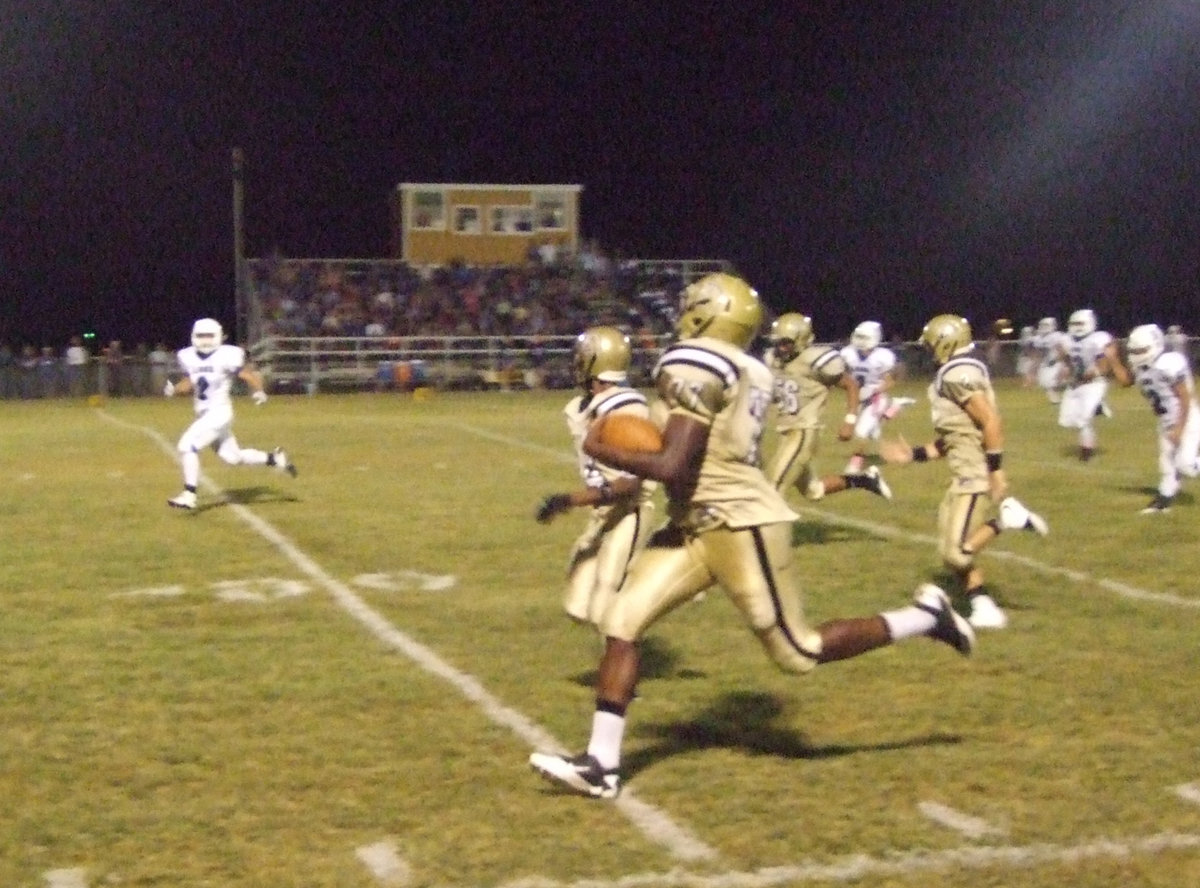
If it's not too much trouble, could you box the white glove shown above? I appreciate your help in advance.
[163,380,175,397]
[251,390,268,406]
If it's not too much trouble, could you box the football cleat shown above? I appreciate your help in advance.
[967,593,1009,630]
[859,465,893,500]
[529,751,621,799]
[1140,494,1174,514]
[168,490,197,510]
[271,448,298,477]
[913,583,975,656]
[999,496,1049,536]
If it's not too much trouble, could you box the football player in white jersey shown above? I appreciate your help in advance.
[1031,317,1069,404]
[1016,325,1036,387]
[529,274,975,800]
[1165,324,1189,356]
[1056,309,1120,461]
[534,326,658,628]
[1109,324,1200,513]
[163,318,296,510]
[881,315,1049,630]
[763,312,892,501]
[839,321,914,473]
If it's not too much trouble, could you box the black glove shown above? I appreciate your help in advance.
[536,493,573,523]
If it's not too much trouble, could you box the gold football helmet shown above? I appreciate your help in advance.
[675,272,763,349]
[921,314,974,364]
[574,325,632,388]
[769,313,814,361]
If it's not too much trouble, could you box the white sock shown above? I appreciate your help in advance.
[586,710,626,770]
[181,450,201,488]
[880,605,937,640]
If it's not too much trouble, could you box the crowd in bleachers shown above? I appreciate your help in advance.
[0,245,702,399]
[248,241,680,342]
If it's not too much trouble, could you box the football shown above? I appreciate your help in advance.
[598,413,664,452]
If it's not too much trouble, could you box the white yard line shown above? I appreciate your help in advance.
[43,870,88,888]
[917,801,1006,839]
[1175,783,1200,806]
[356,840,412,886]
[96,410,717,864]
[489,832,1200,888]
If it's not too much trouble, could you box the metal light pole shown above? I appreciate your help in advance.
[231,147,247,344]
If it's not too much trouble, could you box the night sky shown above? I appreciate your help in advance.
[5,1,1200,349]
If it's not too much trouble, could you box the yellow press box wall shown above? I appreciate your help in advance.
[393,182,582,266]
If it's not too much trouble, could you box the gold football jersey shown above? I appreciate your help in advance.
[928,356,994,493]
[768,344,847,432]
[654,337,799,530]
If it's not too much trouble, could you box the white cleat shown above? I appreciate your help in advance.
[860,465,893,500]
[271,447,298,477]
[168,490,197,510]
[999,496,1049,536]
[967,594,1009,630]
[529,751,620,799]
[913,583,975,656]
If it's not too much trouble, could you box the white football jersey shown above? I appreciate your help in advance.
[563,386,651,490]
[1061,330,1113,386]
[1134,351,1197,430]
[838,345,896,400]
[176,343,246,416]
[1033,330,1069,366]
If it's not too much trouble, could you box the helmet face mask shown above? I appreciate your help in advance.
[1068,309,1097,339]
[574,325,631,389]
[769,313,814,361]
[191,318,224,356]
[1126,324,1164,369]
[1037,317,1058,335]
[851,321,882,353]
[675,272,763,349]
[921,314,974,365]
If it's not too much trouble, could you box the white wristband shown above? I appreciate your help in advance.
[844,413,857,424]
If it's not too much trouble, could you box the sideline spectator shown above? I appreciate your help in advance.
[37,347,60,397]
[101,340,124,397]
[148,342,172,395]
[0,343,15,399]
[64,335,90,397]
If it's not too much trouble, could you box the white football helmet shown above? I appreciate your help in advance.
[1036,317,1058,335]
[851,321,883,353]
[191,318,224,356]
[1126,324,1164,369]
[1067,309,1097,339]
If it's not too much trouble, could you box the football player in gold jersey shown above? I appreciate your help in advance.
[534,326,658,628]
[881,314,1049,631]
[529,274,976,799]
[765,312,893,502]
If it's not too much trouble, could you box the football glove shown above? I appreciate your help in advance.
[251,390,268,406]
[163,380,175,397]
[535,493,572,524]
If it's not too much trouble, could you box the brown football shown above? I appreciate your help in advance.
[598,413,664,452]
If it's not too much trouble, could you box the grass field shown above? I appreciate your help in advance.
[2,381,1199,888]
